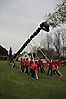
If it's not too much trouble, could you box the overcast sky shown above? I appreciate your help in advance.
[0,0,62,53]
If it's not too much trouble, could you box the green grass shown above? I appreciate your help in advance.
[0,60,66,99]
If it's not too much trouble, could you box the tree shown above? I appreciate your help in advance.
[46,0,66,28]
[60,28,66,57]
[53,31,61,58]
[8,47,12,62]
[50,27,66,58]
[46,33,53,49]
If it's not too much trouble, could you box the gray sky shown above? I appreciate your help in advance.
[0,0,62,53]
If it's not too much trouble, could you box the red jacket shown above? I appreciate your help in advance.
[30,64,38,71]
[48,62,53,68]
[37,59,43,65]
[20,60,24,66]
[54,63,58,69]
[29,60,33,67]
[25,60,29,66]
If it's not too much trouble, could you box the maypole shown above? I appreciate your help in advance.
[10,22,49,63]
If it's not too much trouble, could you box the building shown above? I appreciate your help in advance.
[0,45,8,60]
[18,51,30,61]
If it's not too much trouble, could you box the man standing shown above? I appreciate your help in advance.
[47,61,53,76]
[25,58,29,74]
[37,58,43,72]
[28,58,34,75]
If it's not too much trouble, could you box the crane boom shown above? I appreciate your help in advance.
[10,21,49,62]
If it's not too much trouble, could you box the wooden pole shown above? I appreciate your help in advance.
[30,43,39,60]
[28,43,35,63]
[32,40,50,62]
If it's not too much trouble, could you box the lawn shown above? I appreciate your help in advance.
[0,60,66,99]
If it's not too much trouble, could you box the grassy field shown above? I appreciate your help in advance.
[0,60,66,99]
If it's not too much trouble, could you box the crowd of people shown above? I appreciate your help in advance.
[11,58,62,80]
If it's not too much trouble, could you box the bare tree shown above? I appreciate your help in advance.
[46,33,53,49]
[52,30,63,58]
[39,27,66,59]
[61,28,66,57]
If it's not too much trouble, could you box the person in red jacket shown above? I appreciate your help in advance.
[28,58,34,75]
[47,60,53,76]
[25,58,29,73]
[29,58,34,67]
[30,61,38,79]
[53,62,62,77]
[37,58,43,72]
[41,62,46,73]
